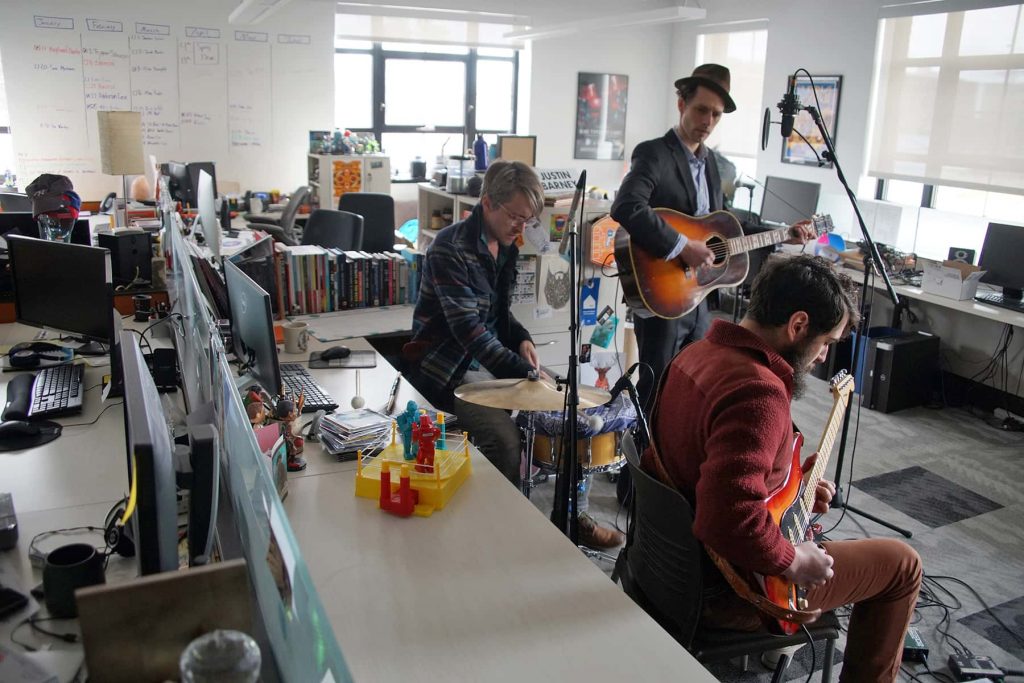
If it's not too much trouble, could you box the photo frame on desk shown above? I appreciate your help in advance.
[781,74,842,168]
[496,135,537,166]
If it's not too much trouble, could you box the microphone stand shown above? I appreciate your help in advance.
[551,192,585,544]
[802,103,911,538]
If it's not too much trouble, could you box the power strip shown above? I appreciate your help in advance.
[948,654,1003,681]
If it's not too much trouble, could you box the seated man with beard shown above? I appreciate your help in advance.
[644,255,922,682]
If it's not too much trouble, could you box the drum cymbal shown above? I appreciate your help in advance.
[454,376,611,411]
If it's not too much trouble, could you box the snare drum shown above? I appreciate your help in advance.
[531,431,623,474]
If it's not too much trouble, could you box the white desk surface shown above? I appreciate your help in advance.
[2,322,714,682]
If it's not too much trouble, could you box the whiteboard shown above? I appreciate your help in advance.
[0,0,334,201]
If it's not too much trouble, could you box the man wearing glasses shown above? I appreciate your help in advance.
[405,161,545,490]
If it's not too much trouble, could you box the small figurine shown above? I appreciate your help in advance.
[273,393,306,472]
[396,400,420,461]
[412,414,441,474]
[246,400,267,428]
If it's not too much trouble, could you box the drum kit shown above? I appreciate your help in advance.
[454,374,628,497]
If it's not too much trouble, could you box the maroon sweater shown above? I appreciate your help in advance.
[647,319,797,576]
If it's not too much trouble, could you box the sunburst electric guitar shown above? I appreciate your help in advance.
[612,209,833,319]
[705,370,855,635]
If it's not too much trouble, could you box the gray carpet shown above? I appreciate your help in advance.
[527,370,1024,682]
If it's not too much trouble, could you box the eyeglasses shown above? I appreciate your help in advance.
[498,203,541,230]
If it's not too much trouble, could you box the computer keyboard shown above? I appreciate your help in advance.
[28,364,85,418]
[974,291,1024,314]
[280,363,338,413]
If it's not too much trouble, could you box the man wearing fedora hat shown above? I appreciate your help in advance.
[611,64,813,414]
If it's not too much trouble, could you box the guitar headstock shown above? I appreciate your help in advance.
[811,213,834,237]
[829,369,855,401]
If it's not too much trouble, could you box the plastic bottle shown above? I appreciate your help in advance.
[473,134,488,171]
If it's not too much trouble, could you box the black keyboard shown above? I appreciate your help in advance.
[280,363,338,413]
[29,364,85,418]
[974,291,1024,314]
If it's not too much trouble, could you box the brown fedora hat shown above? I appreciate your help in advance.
[674,63,736,113]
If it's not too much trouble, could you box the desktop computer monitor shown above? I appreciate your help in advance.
[228,235,278,317]
[187,162,217,200]
[7,236,113,351]
[224,259,283,396]
[760,176,821,225]
[0,213,91,245]
[978,222,1024,301]
[195,169,221,259]
[161,161,193,207]
[186,423,220,566]
[119,330,180,575]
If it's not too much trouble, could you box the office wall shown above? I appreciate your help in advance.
[0,0,334,200]
[527,24,675,195]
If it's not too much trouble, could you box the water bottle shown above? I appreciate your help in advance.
[473,134,488,171]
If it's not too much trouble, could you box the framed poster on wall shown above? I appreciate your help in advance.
[781,74,842,168]
[574,72,628,160]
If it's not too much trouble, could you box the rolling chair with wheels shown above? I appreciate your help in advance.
[337,192,395,253]
[300,209,363,250]
[613,433,839,683]
[246,186,310,246]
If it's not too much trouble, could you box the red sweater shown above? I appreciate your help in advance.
[647,319,797,576]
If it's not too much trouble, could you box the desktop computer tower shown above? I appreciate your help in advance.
[98,230,152,286]
[861,332,940,413]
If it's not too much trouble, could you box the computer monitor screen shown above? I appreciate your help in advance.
[119,330,180,575]
[760,176,821,225]
[978,222,1024,300]
[224,259,283,396]
[190,255,231,321]
[186,423,220,566]
[228,235,279,317]
[196,170,221,259]
[0,213,90,245]
[188,162,217,200]
[162,161,193,206]
[8,236,113,344]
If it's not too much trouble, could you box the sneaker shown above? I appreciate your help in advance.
[578,513,625,549]
[761,644,804,670]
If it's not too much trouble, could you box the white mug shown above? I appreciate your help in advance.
[283,321,309,354]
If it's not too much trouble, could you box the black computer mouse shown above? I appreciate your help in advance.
[320,346,351,361]
[0,420,41,439]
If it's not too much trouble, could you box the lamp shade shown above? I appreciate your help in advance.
[97,111,144,176]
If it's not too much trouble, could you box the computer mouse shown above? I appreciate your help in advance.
[321,346,351,361]
[0,420,41,439]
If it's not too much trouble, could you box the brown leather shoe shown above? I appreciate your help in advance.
[578,513,625,549]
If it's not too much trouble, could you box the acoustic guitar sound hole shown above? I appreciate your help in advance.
[705,235,727,266]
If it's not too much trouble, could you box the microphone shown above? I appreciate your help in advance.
[734,175,756,191]
[778,74,802,139]
[605,362,640,405]
[558,170,587,257]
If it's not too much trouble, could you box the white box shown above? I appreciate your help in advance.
[922,260,986,300]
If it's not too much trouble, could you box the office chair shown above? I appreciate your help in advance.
[613,433,839,683]
[0,192,32,212]
[246,186,310,246]
[300,209,363,250]
[337,192,395,253]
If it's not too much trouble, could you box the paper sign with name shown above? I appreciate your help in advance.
[536,169,579,197]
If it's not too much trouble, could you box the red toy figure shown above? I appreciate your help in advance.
[411,414,441,474]
[379,462,418,517]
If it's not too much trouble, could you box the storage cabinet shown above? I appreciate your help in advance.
[308,154,391,210]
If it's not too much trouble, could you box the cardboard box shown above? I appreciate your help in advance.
[922,260,986,300]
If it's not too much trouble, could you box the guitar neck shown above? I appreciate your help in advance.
[799,387,851,513]
[726,226,791,256]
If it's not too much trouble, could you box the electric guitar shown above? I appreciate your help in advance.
[612,209,833,319]
[705,370,855,635]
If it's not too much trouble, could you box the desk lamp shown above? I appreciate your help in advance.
[98,111,145,228]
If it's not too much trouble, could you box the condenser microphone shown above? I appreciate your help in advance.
[605,363,640,405]
[558,170,587,257]
[778,74,801,139]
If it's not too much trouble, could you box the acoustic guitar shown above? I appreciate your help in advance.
[705,371,855,635]
[612,209,833,319]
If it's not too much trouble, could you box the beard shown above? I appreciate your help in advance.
[780,340,819,400]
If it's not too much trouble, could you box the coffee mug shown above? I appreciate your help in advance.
[42,543,105,618]
[133,294,153,322]
[283,321,309,354]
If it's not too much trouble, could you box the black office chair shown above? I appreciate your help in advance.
[0,193,32,212]
[337,192,395,253]
[300,209,363,250]
[246,186,310,246]
[613,433,839,683]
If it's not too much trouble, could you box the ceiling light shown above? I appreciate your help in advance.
[229,0,294,25]
[505,5,706,41]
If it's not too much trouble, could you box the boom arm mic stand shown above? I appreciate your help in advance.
[797,94,912,538]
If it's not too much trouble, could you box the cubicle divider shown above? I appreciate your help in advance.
[165,205,353,682]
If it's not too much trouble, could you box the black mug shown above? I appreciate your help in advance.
[42,543,105,618]
[133,294,153,323]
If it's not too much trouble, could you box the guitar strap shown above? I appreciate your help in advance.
[642,374,821,626]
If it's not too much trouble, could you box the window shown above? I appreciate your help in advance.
[696,28,768,182]
[334,36,519,178]
[868,5,1024,196]
[0,47,15,188]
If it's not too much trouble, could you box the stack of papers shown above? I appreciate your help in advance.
[319,408,393,459]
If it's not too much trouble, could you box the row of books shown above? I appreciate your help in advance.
[272,244,424,317]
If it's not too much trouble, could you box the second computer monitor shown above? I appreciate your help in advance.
[978,222,1024,300]
[224,259,283,396]
[760,176,821,226]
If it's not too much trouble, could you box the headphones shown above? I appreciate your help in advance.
[8,342,71,369]
[103,498,136,559]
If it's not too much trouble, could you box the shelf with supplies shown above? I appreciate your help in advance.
[307,154,391,211]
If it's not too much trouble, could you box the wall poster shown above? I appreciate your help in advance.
[574,72,628,160]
